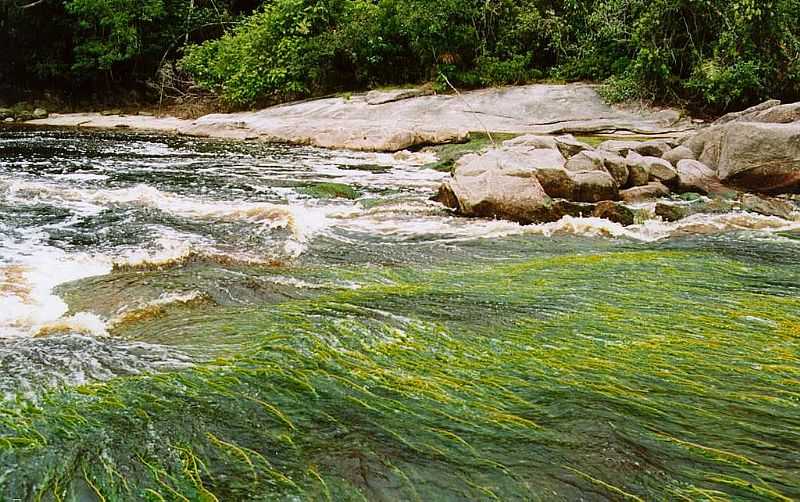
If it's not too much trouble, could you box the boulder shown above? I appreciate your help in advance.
[3,117,13,123]
[715,100,782,125]
[716,100,800,125]
[436,154,554,224]
[502,134,558,151]
[675,159,730,195]
[655,198,736,222]
[662,145,696,165]
[554,135,593,158]
[646,157,678,185]
[626,151,677,186]
[592,201,636,226]
[739,194,797,220]
[571,170,619,203]
[565,150,606,172]
[601,152,629,187]
[715,122,800,193]
[625,152,651,187]
[32,108,48,119]
[598,139,672,157]
[620,182,671,203]
[0,108,12,119]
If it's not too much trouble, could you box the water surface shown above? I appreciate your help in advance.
[0,126,798,500]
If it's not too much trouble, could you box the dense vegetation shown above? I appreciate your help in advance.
[3,0,800,111]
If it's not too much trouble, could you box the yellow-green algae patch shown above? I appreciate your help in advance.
[0,249,798,500]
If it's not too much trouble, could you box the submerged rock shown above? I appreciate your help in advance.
[592,201,636,226]
[739,194,797,219]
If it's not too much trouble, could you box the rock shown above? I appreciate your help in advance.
[715,99,800,125]
[656,201,700,222]
[437,152,554,224]
[715,100,782,125]
[366,87,434,105]
[571,170,619,203]
[598,139,672,157]
[655,198,736,222]
[28,83,697,152]
[625,152,651,187]
[0,108,13,119]
[600,152,629,187]
[137,111,154,116]
[739,194,797,219]
[619,182,671,203]
[100,109,123,116]
[662,145,695,165]
[3,117,13,123]
[598,140,641,156]
[686,121,800,193]
[675,159,729,195]
[554,134,593,158]
[565,150,606,172]
[550,200,597,219]
[626,152,676,186]
[592,201,636,226]
[14,111,34,121]
[533,166,575,199]
[646,158,678,185]
[502,134,558,151]
[32,108,48,119]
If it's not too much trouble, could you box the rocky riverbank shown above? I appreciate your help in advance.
[435,100,800,226]
[21,84,693,152]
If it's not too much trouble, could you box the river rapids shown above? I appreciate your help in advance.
[0,126,798,500]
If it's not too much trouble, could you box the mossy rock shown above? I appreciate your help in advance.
[299,182,361,200]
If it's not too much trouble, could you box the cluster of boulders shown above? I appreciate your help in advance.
[435,100,800,225]
[0,107,48,123]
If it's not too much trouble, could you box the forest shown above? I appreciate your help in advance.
[3,0,800,112]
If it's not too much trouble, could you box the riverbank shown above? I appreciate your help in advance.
[21,84,696,152]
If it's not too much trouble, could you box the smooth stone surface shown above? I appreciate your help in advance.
[28,83,694,152]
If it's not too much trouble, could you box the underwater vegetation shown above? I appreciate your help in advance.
[0,249,797,500]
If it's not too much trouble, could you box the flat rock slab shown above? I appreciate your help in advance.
[25,83,694,152]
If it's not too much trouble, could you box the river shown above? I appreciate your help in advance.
[0,126,798,500]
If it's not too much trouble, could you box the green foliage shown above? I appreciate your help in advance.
[4,0,800,111]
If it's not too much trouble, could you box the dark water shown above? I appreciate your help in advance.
[0,126,798,500]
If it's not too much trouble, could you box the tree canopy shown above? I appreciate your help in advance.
[3,0,799,112]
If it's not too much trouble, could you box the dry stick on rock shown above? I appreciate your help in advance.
[438,73,497,148]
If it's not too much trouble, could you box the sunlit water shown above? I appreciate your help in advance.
[0,126,799,499]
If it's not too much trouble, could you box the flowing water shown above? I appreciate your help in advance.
[0,126,799,500]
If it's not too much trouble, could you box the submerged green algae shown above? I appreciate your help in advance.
[1,248,799,500]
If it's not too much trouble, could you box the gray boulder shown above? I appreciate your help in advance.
[675,159,730,195]
[502,134,558,151]
[662,145,696,165]
[32,108,48,119]
[716,100,800,125]
[565,150,607,172]
[554,134,593,158]
[625,152,651,187]
[571,170,619,203]
[620,182,671,203]
[626,151,677,186]
[436,152,554,224]
[598,139,672,157]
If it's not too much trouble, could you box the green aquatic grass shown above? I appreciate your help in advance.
[1,249,799,500]
[423,132,518,172]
